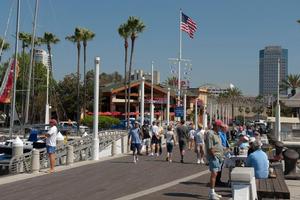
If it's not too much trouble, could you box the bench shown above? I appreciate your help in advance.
[256,164,290,199]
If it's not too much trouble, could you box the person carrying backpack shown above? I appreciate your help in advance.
[141,121,151,155]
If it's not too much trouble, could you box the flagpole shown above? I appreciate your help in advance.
[178,9,182,108]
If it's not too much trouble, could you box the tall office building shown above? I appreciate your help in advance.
[34,49,51,68]
[259,46,288,96]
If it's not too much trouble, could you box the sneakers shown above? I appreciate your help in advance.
[133,158,136,163]
[156,153,159,157]
[149,152,154,156]
[200,159,205,164]
[208,192,222,200]
[169,159,172,163]
[197,159,200,164]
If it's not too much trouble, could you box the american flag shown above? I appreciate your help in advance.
[181,12,197,38]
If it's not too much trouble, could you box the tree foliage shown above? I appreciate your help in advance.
[280,74,300,96]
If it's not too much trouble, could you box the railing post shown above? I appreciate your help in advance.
[12,137,23,173]
[31,149,40,173]
[66,145,74,166]
[121,135,126,154]
[111,139,116,156]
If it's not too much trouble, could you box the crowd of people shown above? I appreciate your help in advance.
[127,119,270,200]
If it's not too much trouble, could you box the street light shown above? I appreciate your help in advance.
[275,59,281,141]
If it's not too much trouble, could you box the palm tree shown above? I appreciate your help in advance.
[41,32,60,121]
[280,74,300,96]
[118,23,130,125]
[0,37,10,63]
[66,27,83,125]
[19,32,31,55]
[126,16,146,121]
[81,28,95,118]
[225,87,242,122]
[42,32,60,73]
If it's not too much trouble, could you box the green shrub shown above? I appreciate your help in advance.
[81,115,120,129]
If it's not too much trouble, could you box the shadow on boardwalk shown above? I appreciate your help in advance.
[0,146,232,200]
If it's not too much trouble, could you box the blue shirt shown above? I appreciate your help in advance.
[129,128,141,144]
[246,149,269,179]
[219,131,229,148]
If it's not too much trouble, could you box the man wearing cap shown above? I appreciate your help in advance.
[205,119,224,199]
[45,119,58,173]
[216,123,229,187]
[246,139,269,179]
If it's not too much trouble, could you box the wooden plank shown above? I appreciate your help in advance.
[274,167,290,199]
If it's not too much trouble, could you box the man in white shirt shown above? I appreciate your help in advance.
[45,119,58,173]
[150,121,160,156]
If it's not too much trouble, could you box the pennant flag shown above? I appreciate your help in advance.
[181,12,197,38]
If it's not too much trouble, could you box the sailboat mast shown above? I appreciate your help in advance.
[9,0,21,138]
[24,0,39,124]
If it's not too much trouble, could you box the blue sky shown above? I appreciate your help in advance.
[1,0,300,96]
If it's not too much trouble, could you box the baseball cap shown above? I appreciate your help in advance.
[49,119,57,125]
[214,119,223,127]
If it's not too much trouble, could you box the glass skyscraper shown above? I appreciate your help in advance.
[259,46,288,96]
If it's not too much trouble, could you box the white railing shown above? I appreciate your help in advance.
[7,129,127,174]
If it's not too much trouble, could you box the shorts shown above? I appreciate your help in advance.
[166,143,174,153]
[130,143,141,152]
[179,140,186,152]
[194,144,203,153]
[46,145,56,154]
[144,138,151,146]
[208,157,222,173]
[151,136,159,144]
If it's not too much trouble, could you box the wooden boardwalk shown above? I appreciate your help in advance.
[0,146,232,200]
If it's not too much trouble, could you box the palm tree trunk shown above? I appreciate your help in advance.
[127,38,135,128]
[76,42,81,129]
[83,43,87,119]
[124,42,128,128]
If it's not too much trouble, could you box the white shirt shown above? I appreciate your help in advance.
[165,131,175,144]
[194,129,205,144]
[46,126,58,147]
[152,125,159,137]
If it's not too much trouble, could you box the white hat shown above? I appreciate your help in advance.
[249,137,256,143]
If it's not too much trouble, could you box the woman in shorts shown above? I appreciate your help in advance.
[165,125,176,162]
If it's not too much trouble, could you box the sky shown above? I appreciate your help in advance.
[0,0,300,96]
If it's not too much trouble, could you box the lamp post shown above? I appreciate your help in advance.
[167,88,170,125]
[275,59,281,141]
[140,77,145,126]
[195,99,198,130]
[92,57,100,160]
[45,64,50,125]
[150,61,154,124]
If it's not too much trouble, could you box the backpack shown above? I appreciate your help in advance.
[142,125,150,139]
